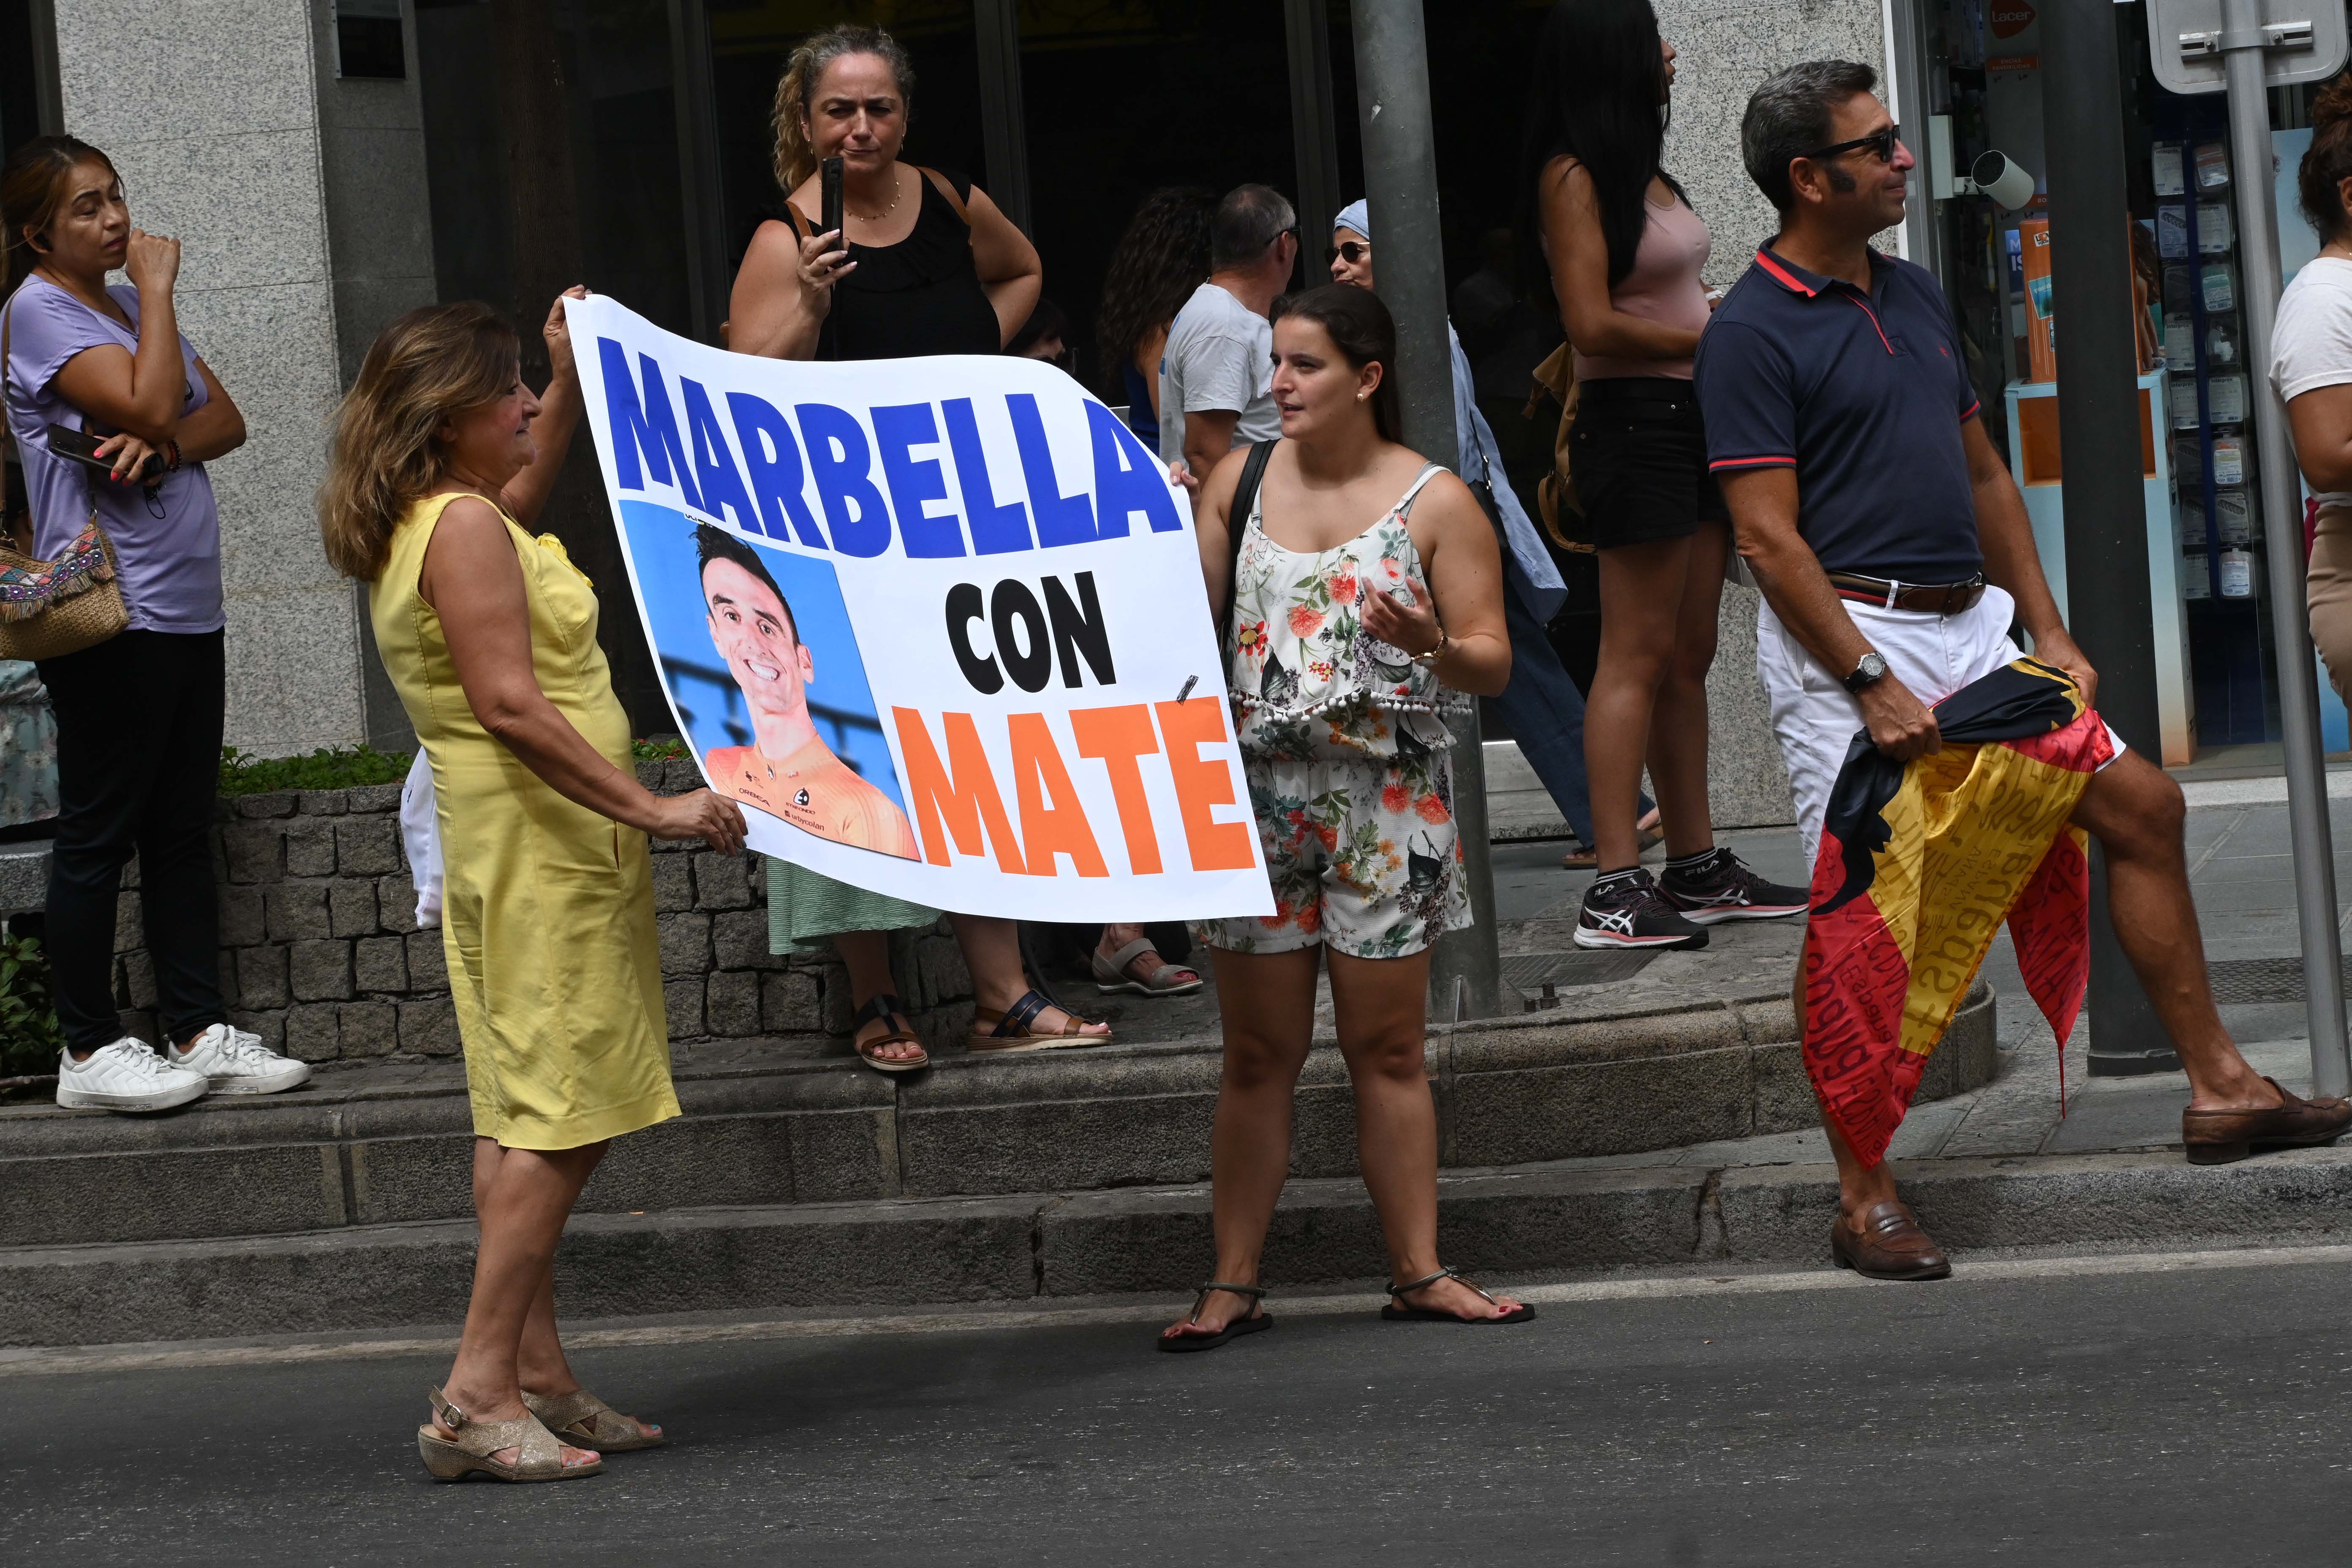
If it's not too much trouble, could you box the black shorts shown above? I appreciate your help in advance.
[1568,378,1729,550]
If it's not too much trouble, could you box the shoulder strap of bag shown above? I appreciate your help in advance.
[1217,439,1278,646]
[915,166,971,226]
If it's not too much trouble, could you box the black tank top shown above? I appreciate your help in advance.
[784,167,1002,362]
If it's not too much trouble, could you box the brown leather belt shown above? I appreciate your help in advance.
[1827,571,1986,615]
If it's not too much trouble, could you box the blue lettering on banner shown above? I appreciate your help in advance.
[726,392,828,549]
[598,338,702,509]
[872,403,966,558]
[1006,394,1097,547]
[681,378,759,536]
[1085,399,1181,537]
[941,397,1032,555]
[795,403,893,558]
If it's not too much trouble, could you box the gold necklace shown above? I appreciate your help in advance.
[847,169,901,224]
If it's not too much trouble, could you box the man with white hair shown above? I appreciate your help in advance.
[1160,183,1297,483]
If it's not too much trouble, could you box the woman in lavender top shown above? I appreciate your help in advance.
[2,135,309,1113]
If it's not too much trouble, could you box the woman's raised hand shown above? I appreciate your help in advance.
[1361,575,1443,658]
[651,788,749,856]
[796,225,854,317]
[544,285,589,382]
[122,229,180,295]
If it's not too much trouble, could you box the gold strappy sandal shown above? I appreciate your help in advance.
[416,1386,604,1483]
[525,1387,666,1453]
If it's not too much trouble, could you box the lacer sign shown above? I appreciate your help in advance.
[567,293,1272,922]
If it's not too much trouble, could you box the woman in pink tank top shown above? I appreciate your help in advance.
[1523,0,1808,953]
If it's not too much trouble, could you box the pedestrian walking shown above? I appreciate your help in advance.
[1328,197,1628,868]
[1698,61,2351,1281]
[1524,0,1805,948]
[1,135,311,1113]
[1160,184,1297,482]
[2275,72,2352,691]
[1162,284,1531,1350]
[727,22,1106,1068]
[1094,185,1216,452]
[320,291,745,1480]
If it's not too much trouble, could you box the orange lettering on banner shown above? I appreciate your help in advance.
[1069,703,1164,874]
[1152,697,1256,871]
[890,708,1029,874]
[1008,713,1109,877]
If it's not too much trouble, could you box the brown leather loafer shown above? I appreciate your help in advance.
[1829,1199,1952,1281]
[2181,1077,2352,1165]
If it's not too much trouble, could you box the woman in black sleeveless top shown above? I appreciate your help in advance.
[727,26,1112,1071]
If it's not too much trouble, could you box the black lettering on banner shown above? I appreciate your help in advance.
[991,580,1054,692]
[945,583,1003,694]
[1043,571,1116,689]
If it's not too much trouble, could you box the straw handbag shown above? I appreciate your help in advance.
[0,293,128,661]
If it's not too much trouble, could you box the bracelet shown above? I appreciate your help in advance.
[1411,626,1449,669]
[163,440,182,473]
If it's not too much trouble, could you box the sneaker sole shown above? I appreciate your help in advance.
[199,1065,315,1095]
[1675,904,1810,926]
[55,1078,209,1112]
[1573,924,1708,951]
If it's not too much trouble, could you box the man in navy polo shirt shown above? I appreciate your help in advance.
[1696,60,2350,1280]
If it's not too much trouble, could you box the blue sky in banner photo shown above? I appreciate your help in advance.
[620,498,908,816]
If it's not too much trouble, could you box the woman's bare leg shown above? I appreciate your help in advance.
[1160,945,1318,1341]
[1586,536,1696,868]
[1644,521,1729,859]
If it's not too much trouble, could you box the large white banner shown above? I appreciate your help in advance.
[567,294,1272,922]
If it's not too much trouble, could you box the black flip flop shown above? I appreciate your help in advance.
[1157,1282,1274,1353]
[1380,1266,1536,1325]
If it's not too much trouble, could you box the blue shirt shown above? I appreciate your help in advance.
[1449,322,1564,621]
[1693,246,1982,585]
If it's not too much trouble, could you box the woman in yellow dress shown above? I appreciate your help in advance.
[318,289,745,1483]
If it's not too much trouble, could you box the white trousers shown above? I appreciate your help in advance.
[1754,583,2124,855]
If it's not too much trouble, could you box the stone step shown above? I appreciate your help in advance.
[5,1135,2341,1349]
[0,986,1994,1249]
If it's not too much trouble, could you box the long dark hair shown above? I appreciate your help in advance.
[1,135,120,291]
[1271,284,1402,444]
[1519,0,1682,289]
[1093,186,1215,399]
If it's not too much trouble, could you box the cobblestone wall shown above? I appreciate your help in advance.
[110,761,975,1066]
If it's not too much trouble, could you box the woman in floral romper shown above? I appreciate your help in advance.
[1161,284,1534,1350]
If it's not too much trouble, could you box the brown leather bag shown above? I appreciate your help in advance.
[1525,342,1592,554]
[0,293,128,661]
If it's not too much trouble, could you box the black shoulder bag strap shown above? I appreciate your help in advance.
[1217,439,1277,651]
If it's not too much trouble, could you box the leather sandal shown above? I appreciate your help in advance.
[850,992,929,1075]
[524,1386,665,1453]
[1091,937,1203,997]
[1157,1281,1273,1353]
[2181,1076,2352,1164]
[1380,1266,1536,1324]
[966,988,1111,1052]
[416,1386,603,1483]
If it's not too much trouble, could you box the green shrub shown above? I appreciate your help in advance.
[219,744,413,797]
[632,736,689,761]
[0,932,64,1078]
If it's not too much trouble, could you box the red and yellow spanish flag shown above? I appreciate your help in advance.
[1804,659,2115,1167]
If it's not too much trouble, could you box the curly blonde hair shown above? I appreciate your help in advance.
[316,302,520,582]
[770,24,917,194]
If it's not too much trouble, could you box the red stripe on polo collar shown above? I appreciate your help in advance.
[1753,249,1818,297]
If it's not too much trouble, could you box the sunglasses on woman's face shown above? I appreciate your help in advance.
[1805,123,1900,166]
[1326,240,1371,265]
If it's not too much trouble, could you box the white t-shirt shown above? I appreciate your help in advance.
[2272,255,2352,506]
[1157,282,1280,466]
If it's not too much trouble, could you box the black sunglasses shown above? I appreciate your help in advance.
[1326,240,1371,265]
[1804,123,1900,166]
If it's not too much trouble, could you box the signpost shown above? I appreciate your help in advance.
[2149,0,2352,1097]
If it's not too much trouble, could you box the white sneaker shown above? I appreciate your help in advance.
[54,1038,210,1112]
[167,1023,313,1096]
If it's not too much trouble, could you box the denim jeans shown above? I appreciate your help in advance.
[1491,555,1649,847]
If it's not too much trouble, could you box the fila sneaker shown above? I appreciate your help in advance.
[167,1023,313,1095]
[1658,847,1810,925]
[1574,868,1709,951]
[54,1037,209,1113]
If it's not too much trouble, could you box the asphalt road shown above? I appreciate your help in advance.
[8,1251,2352,1566]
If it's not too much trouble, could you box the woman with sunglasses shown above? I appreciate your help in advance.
[1522,0,1807,951]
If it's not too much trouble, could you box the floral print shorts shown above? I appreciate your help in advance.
[1194,752,1472,961]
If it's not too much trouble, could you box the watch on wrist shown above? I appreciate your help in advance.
[1842,651,1889,695]
[1411,626,1449,668]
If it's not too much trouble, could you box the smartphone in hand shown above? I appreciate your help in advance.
[820,156,844,242]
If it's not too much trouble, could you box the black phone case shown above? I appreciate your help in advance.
[47,423,164,486]
[820,157,844,239]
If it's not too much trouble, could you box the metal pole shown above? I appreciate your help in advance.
[2041,0,2175,1074]
[1351,0,1504,1021]
[2218,0,2350,1097]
